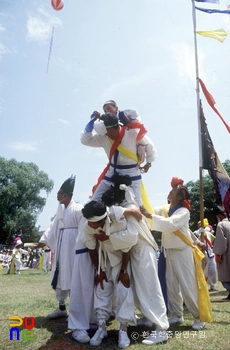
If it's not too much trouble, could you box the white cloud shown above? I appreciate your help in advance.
[26,17,50,42]
[0,24,5,32]
[26,8,62,43]
[58,118,69,124]
[7,141,40,152]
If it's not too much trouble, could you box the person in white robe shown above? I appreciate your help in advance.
[12,239,28,274]
[42,245,51,274]
[101,175,169,346]
[141,177,210,338]
[203,227,218,291]
[68,216,96,344]
[194,219,217,291]
[80,112,157,206]
[38,175,84,319]
[81,199,140,349]
[102,100,148,167]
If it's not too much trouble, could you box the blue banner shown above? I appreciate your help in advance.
[195,0,219,3]
[196,7,230,14]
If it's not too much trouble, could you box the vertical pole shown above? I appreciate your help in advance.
[191,1,205,243]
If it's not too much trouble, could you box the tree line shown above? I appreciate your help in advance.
[0,157,53,245]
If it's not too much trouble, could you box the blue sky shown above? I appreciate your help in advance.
[1,0,230,231]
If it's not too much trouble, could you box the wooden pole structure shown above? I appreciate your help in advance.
[191,0,205,247]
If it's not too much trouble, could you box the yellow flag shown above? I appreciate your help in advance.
[196,28,228,43]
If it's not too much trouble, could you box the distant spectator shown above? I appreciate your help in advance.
[213,205,230,301]
[12,239,28,274]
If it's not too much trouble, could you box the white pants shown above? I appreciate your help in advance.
[131,243,169,330]
[55,288,69,303]
[92,178,142,207]
[204,255,217,288]
[94,262,136,326]
[165,247,199,319]
[42,251,51,272]
[14,258,21,271]
[68,251,96,330]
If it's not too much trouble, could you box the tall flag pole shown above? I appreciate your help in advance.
[192,0,230,220]
[191,0,205,232]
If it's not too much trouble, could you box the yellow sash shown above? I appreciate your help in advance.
[39,252,44,271]
[163,208,213,322]
[9,257,15,274]
[174,230,213,322]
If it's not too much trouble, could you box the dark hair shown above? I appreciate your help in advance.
[101,175,132,206]
[82,200,106,219]
[177,186,190,210]
[103,100,117,108]
[100,113,119,128]
[101,188,116,207]
[111,174,132,189]
[177,186,190,200]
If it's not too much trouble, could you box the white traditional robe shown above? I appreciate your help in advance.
[80,127,157,206]
[12,247,28,271]
[82,206,138,325]
[39,200,83,292]
[68,216,96,331]
[112,202,169,330]
[151,205,200,319]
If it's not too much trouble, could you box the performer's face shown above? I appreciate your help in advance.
[167,187,182,205]
[105,127,119,140]
[103,104,118,115]
[57,189,66,203]
[88,219,105,229]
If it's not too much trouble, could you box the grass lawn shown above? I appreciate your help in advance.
[0,268,230,350]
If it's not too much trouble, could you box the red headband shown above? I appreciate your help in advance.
[171,177,190,210]
[171,177,184,188]
[178,186,191,211]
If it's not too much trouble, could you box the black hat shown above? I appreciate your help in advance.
[60,175,76,197]
[100,113,119,128]
[214,205,226,216]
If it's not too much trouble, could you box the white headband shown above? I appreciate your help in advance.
[87,211,108,222]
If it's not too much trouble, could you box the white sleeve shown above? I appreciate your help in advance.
[137,134,157,163]
[124,109,141,122]
[109,216,139,252]
[151,209,190,233]
[80,130,106,148]
[82,223,97,250]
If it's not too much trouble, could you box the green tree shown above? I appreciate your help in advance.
[186,159,230,232]
[0,157,54,245]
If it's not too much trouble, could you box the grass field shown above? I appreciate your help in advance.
[0,268,230,350]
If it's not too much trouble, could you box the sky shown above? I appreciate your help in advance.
[0,0,230,232]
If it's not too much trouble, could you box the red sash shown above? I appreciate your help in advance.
[126,121,147,141]
[92,126,126,194]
